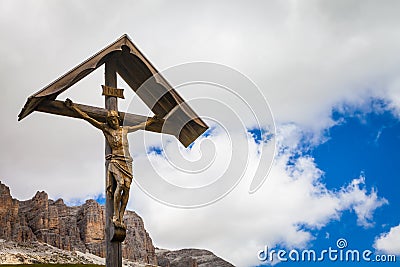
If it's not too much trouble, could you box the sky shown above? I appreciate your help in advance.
[1,1,400,266]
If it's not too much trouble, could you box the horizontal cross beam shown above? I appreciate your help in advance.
[36,100,164,133]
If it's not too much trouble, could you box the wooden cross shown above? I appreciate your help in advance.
[18,35,208,267]
[105,59,128,266]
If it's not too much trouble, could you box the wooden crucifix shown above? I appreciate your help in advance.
[18,35,208,267]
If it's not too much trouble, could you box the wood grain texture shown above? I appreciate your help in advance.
[104,60,122,267]
[36,100,165,133]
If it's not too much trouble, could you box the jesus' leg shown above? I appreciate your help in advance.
[113,181,123,225]
[119,187,129,226]
[106,171,113,197]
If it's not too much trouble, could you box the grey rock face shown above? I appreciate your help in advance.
[156,248,234,267]
[0,181,156,265]
[0,181,235,267]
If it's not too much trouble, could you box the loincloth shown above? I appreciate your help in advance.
[106,154,133,188]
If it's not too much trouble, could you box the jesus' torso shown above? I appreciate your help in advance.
[103,125,131,158]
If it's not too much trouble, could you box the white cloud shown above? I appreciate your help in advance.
[129,124,387,266]
[338,177,388,228]
[374,224,400,255]
[2,0,400,199]
[0,1,397,266]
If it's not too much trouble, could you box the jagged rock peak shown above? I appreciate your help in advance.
[0,181,235,267]
[0,181,11,196]
[0,180,156,265]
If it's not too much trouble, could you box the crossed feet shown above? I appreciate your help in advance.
[112,215,126,229]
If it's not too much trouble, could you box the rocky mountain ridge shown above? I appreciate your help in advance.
[0,239,153,266]
[0,181,234,267]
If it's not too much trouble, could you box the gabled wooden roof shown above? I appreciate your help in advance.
[18,34,208,147]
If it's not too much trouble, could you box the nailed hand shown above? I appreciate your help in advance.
[146,115,160,125]
[65,98,74,108]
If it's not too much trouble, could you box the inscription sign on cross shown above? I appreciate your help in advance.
[18,35,208,267]
[102,85,125,99]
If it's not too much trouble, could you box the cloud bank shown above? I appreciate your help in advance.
[0,1,399,266]
[374,224,400,255]
[129,124,387,266]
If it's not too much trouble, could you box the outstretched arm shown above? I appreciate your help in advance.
[126,115,158,133]
[65,99,105,130]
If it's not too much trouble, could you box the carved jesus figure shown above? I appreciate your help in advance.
[65,98,156,228]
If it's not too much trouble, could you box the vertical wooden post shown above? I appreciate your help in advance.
[104,60,122,267]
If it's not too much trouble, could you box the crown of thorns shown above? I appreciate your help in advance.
[107,110,119,118]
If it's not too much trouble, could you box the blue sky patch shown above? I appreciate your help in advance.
[148,146,163,155]
[248,127,274,144]
[95,194,106,205]
[258,101,400,266]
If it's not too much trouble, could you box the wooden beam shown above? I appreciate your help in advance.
[104,60,121,267]
[35,99,206,147]
[35,100,165,133]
